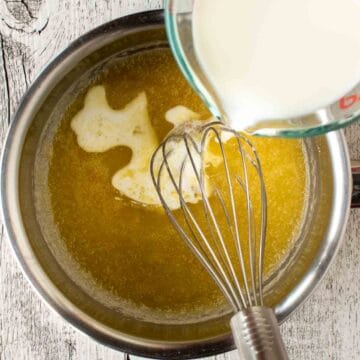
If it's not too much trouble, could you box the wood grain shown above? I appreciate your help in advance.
[0,1,359,359]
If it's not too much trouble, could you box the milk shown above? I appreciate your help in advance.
[193,0,360,130]
[71,86,216,209]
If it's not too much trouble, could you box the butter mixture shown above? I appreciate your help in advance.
[71,86,213,209]
[42,49,307,322]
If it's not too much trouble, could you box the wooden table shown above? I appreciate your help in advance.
[0,1,359,359]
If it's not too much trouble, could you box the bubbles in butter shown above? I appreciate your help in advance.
[71,85,212,209]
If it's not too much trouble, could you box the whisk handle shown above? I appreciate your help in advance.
[231,307,289,360]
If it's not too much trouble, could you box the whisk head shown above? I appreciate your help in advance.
[150,121,267,312]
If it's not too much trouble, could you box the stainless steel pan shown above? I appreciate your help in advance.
[0,10,357,359]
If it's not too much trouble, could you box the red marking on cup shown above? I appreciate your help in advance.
[339,94,360,110]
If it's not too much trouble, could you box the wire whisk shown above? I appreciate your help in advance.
[150,121,288,360]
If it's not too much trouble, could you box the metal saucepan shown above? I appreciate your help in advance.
[0,10,358,359]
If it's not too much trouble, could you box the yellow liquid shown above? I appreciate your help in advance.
[44,49,307,322]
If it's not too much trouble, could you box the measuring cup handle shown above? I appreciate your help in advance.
[351,160,360,208]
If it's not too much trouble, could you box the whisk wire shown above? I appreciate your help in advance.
[155,137,243,310]
[236,136,258,306]
[212,188,250,309]
[183,136,234,292]
[201,126,250,309]
[181,134,244,310]
[237,134,267,306]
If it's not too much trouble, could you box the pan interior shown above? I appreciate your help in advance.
[18,27,332,345]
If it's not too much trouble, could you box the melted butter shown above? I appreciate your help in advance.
[44,49,307,322]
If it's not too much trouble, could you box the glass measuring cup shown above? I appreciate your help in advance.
[165,0,360,137]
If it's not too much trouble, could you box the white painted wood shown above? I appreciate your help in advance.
[0,1,359,359]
